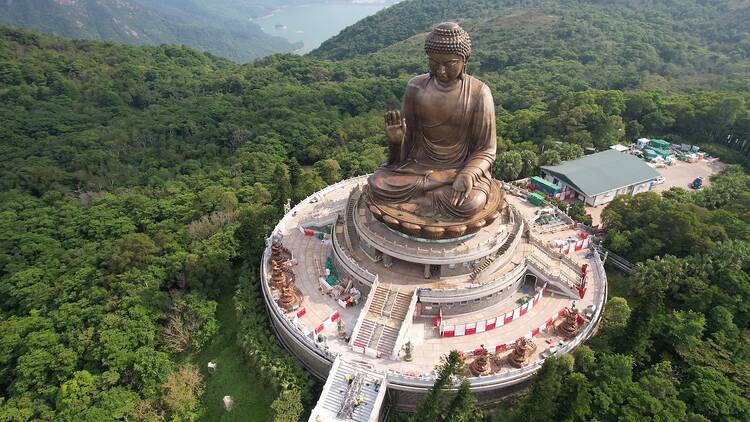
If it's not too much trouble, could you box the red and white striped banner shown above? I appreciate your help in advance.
[440,284,547,337]
[461,307,575,357]
[313,310,340,335]
[560,237,589,254]
[291,307,307,327]
[352,342,365,353]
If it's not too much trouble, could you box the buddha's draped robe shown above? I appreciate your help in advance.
[368,73,496,218]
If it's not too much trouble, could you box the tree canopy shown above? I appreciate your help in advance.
[0,0,749,417]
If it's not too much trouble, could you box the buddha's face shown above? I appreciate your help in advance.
[428,52,465,84]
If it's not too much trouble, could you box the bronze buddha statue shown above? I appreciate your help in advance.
[366,22,504,239]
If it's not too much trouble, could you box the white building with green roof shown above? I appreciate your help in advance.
[539,149,661,206]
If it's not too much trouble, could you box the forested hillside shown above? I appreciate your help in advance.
[0,0,299,62]
[0,0,750,419]
[315,0,750,93]
[0,26,388,420]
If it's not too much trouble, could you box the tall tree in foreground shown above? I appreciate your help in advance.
[444,379,482,422]
[411,350,482,422]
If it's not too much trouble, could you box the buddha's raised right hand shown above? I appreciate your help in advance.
[385,110,406,145]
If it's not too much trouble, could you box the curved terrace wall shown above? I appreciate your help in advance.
[259,176,609,410]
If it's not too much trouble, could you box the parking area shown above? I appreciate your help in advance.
[586,158,724,226]
[650,158,724,193]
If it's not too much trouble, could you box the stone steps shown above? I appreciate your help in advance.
[352,283,415,357]
[353,319,376,348]
[470,224,519,280]
[373,324,399,354]
[345,191,360,248]
[314,358,385,422]
[388,291,411,320]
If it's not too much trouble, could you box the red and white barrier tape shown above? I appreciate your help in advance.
[313,310,340,335]
[461,307,591,357]
[440,284,547,337]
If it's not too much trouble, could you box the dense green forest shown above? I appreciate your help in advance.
[0,0,749,419]
[0,0,299,62]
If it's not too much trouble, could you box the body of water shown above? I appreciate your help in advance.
[253,1,397,53]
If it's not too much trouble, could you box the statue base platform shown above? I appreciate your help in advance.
[364,180,506,240]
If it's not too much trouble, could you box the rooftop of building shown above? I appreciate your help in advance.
[540,149,661,197]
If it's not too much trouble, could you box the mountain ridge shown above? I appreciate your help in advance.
[0,0,301,62]
[313,0,750,60]
[312,0,750,100]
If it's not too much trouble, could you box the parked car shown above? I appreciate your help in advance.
[690,177,703,190]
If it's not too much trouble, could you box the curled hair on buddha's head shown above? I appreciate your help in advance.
[424,22,472,62]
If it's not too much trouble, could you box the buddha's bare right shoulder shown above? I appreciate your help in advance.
[407,73,431,88]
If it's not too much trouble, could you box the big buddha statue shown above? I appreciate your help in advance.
[366,22,505,239]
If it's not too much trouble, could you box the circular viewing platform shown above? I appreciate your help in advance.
[259,176,608,416]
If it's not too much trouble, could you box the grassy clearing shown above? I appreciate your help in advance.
[188,288,276,422]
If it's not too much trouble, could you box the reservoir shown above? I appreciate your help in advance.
[253,1,398,53]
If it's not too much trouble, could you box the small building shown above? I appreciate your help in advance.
[529,176,561,196]
[539,150,661,206]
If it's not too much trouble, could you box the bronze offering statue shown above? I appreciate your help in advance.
[508,337,536,368]
[271,240,284,262]
[469,344,492,376]
[366,22,504,239]
[278,280,301,311]
[270,261,287,290]
[556,306,581,339]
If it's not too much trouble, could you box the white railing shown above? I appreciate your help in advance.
[272,175,369,240]
[260,245,339,363]
[261,175,608,396]
[391,289,419,360]
[260,176,373,366]
[298,215,339,230]
[419,256,526,302]
[472,219,525,283]
[343,187,362,251]
[308,356,344,421]
[331,220,378,285]
[528,236,582,276]
[356,217,501,259]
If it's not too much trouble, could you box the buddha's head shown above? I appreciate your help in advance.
[425,22,471,84]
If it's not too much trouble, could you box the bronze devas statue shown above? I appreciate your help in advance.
[366,22,505,239]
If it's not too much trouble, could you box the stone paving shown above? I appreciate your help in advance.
[265,178,606,379]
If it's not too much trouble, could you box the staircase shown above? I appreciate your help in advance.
[310,357,387,422]
[351,283,414,358]
[344,189,361,250]
[526,245,581,299]
[470,223,519,280]
[387,290,412,320]
[370,324,400,356]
